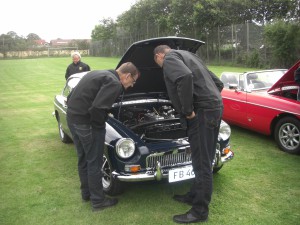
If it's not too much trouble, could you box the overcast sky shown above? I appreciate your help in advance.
[1,0,137,42]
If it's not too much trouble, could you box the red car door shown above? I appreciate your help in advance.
[222,88,248,127]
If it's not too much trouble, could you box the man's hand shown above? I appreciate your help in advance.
[186,111,195,119]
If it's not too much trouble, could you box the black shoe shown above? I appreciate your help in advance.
[82,196,90,202]
[92,198,118,211]
[173,212,207,224]
[173,194,193,205]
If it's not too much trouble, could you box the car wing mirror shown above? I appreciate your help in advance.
[229,84,238,90]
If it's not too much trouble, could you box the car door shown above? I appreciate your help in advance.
[222,74,248,127]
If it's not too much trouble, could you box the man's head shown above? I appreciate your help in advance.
[117,62,140,89]
[153,45,171,67]
[71,52,81,64]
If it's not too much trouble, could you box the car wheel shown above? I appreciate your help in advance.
[102,152,124,196]
[57,115,72,143]
[274,117,300,154]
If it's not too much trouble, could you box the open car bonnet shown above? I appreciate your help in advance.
[268,60,300,93]
[116,37,205,95]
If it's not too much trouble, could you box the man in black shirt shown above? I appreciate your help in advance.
[154,45,223,223]
[65,52,90,80]
[67,62,139,211]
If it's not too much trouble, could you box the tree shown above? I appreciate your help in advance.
[264,20,300,67]
[91,18,117,40]
[116,0,172,39]
[167,0,196,36]
[27,33,41,40]
[249,0,292,25]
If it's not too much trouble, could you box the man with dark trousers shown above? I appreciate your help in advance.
[65,52,90,80]
[154,45,223,223]
[66,62,139,211]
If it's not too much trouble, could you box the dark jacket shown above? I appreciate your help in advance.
[67,70,123,129]
[162,49,223,116]
[65,61,90,80]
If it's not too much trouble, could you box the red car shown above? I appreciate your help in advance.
[221,60,300,154]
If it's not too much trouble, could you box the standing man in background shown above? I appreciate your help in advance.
[65,52,90,80]
[67,62,139,211]
[154,45,223,223]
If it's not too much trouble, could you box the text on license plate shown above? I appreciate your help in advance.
[168,166,195,183]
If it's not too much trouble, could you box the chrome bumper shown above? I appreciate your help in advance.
[114,150,234,182]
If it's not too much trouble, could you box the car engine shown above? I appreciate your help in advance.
[111,103,186,140]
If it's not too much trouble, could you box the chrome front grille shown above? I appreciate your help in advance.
[146,149,192,169]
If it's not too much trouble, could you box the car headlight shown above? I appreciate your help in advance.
[115,138,135,159]
[218,120,231,140]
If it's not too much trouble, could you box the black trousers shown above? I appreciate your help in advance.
[67,120,106,207]
[186,107,223,219]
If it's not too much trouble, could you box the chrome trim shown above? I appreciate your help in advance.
[112,171,168,182]
[146,148,192,169]
[112,98,171,107]
[114,148,234,182]
[54,101,67,115]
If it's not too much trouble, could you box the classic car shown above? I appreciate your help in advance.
[53,37,234,195]
[220,60,300,154]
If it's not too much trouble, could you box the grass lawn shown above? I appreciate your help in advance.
[0,57,299,225]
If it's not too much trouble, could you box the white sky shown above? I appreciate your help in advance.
[1,0,137,42]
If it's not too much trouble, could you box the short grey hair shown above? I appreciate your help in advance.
[71,51,81,58]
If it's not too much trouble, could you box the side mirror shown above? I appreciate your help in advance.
[229,84,238,90]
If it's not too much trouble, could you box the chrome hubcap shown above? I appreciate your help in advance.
[279,123,300,150]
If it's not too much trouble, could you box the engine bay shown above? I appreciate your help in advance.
[111,100,186,140]
[272,87,298,101]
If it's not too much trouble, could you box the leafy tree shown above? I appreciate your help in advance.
[249,0,295,25]
[76,40,90,50]
[27,33,41,40]
[116,0,172,39]
[91,18,117,40]
[166,0,195,36]
[264,20,300,67]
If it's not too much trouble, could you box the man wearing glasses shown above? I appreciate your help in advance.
[66,62,139,211]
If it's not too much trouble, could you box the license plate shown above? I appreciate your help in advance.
[168,166,195,183]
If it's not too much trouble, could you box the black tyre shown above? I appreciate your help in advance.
[57,115,72,143]
[102,151,124,196]
[274,117,300,154]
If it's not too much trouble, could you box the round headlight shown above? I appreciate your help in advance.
[115,138,135,159]
[218,120,231,140]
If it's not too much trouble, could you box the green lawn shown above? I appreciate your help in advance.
[0,57,299,225]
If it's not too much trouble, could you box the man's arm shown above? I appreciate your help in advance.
[209,70,224,92]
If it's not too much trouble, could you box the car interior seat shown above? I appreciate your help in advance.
[247,73,265,89]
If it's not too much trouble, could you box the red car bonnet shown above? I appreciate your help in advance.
[268,60,300,93]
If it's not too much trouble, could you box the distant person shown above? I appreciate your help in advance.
[65,52,90,80]
[295,65,300,101]
[67,62,139,211]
